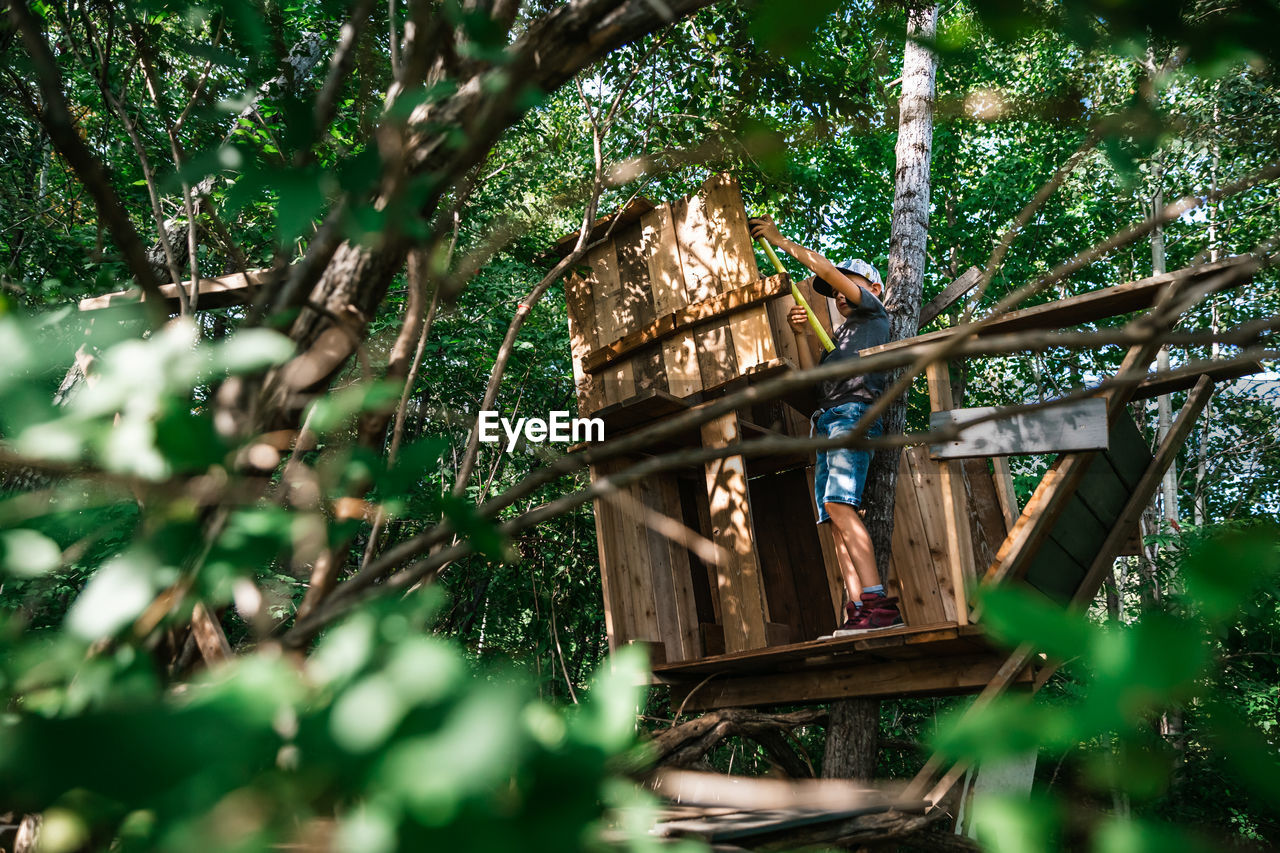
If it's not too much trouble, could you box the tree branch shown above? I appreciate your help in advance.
[9,0,167,324]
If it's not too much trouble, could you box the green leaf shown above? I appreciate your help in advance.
[0,529,62,578]
[66,551,176,641]
[1182,527,1280,623]
[210,329,296,374]
[971,792,1059,853]
[977,583,1092,661]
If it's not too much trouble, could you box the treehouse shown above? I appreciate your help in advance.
[552,173,1261,713]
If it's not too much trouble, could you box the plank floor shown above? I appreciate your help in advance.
[651,621,1001,679]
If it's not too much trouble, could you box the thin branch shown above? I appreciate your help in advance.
[8,0,167,323]
[309,0,379,166]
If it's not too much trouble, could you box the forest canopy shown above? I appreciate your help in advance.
[1,0,1279,850]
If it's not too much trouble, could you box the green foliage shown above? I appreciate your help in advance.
[0,594,665,852]
[935,527,1280,849]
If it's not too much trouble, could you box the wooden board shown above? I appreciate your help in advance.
[701,172,760,291]
[766,292,802,368]
[591,388,694,437]
[546,196,656,259]
[666,651,1034,711]
[703,173,772,381]
[900,447,957,623]
[590,461,627,651]
[961,459,1009,575]
[918,266,982,329]
[600,355,637,406]
[78,268,275,312]
[888,448,951,626]
[701,412,771,652]
[662,334,703,398]
[1024,536,1087,604]
[694,323,739,388]
[805,465,850,624]
[633,346,667,395]
[582,273,790,372]
[992,457,1019,529]
[643,202,687,315]
[677,475,721,627]
[1131,358,1262,401]
[727,304,778,372]
[860,255,1255,358]
[587,240,625,346]
[565,271,605,414]
[749,468,842,643]
[613,221,658,340]
[928,398,1109,460]
[637,473,703,662]
[927,362,975,625]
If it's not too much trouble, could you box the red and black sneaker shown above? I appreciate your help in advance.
[838,592,904,634]
[838,600,862,630]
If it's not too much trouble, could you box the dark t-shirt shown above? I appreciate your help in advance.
[817,284,890,407]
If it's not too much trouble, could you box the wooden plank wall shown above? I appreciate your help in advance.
[564,173,787,416]
[888,448,954,625]
[701,412,772,652]
[589,458,702,662]
[888,448,1011,627]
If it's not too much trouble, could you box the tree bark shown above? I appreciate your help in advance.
[822,698,880,780]
[825,3,939,783]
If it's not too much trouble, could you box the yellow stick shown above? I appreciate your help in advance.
[757,238,836,352]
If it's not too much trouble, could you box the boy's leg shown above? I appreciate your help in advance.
[824,501,879,597]
[824,519,864,603]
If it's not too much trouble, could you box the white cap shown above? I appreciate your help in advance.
[814,258,882,297]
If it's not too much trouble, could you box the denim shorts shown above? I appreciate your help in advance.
[811,400,882,523]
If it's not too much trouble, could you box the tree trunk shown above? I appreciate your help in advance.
[1150,157,1179,529]
[823,698,880,779]
[825,3,939,781]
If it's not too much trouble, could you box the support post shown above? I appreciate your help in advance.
[992,457,1019,530]
[926,360,974,625]
[701,411,771,652]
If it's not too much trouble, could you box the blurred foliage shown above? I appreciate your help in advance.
[935,526,1280,850]
[0,589,673,852]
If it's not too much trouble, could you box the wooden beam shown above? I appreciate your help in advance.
[992,457,1019,530]
[918,266,982,329]
[904,643,1038,804]
[666,650,1033,711]
[545,196,656,260]
[582,273,791,372]
[1131,358,1263,401]
[653,622,963,679]
[190,601,231,664]
[1072,376,1215,608]
[701,412,771,653]
[926,362,974,626]
[928,398,1109,460]
[860,255,1255,358]
[78,268,275,312]
[983,319,1167,589]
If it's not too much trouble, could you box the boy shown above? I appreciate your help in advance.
[748,216,902,634]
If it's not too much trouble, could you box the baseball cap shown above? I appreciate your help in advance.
[814,258,882,297]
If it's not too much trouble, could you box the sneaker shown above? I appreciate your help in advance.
[838,600,862,630]
[816,601,862,639]
[842,592,903,633]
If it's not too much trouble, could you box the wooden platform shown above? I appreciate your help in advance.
[653,623,1037,711]
[78,269,274,312]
